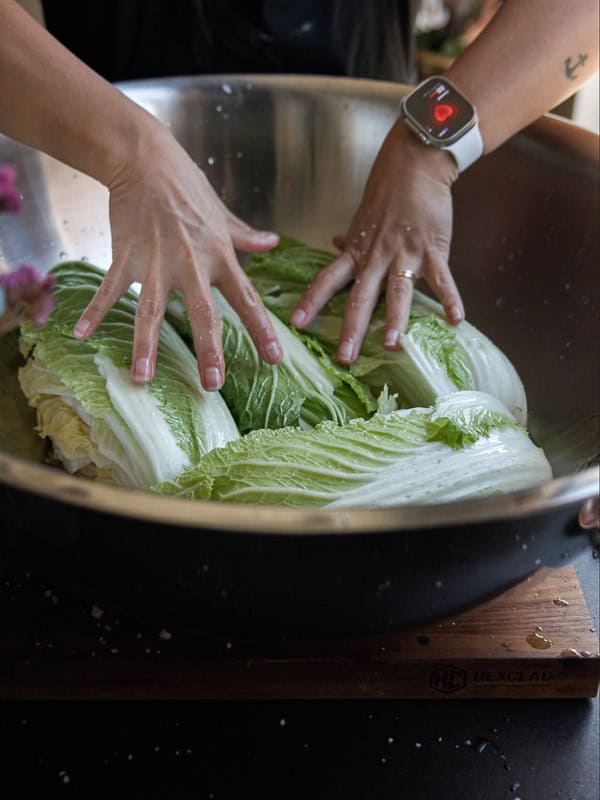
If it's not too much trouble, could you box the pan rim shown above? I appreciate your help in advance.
[0,452,596,535]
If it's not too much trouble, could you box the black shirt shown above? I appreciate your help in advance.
[41,0,419,84]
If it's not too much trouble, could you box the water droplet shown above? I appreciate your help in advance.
[215,104,223,112]
[526,630,552,650]
[221,83,233,94]
[235,151,244,159]
[207,156,216,166]
[553,597,569,607]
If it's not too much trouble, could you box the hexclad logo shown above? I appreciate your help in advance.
[430,665,468,694]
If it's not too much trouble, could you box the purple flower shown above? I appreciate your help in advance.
[0,164,22,213]
[0,263,55,334]
[0,166,23,213]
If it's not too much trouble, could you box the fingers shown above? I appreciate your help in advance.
[181,278,226,392]
[579,496,600,530]
[131,285,168,384]
[224,209,279,253]
[219,272,283,366]
[425,252,464,325]
[336,255,388,365]
[383,260,420,350]
[290,251,355,329]
[73,264,131,340]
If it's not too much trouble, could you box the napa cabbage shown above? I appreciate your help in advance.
[18,261,240,488]
[165,288,379,434]
[246,236,528,424]
[153,391,552,507]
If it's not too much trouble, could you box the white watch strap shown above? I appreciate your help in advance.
[442,123,483,173]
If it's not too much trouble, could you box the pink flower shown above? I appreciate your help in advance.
[0,164,22,213]
[0,263,55,334]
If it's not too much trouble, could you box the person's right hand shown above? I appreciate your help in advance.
[290,120,463,364]
[73,123,283,390]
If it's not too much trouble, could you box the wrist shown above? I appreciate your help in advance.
[93,103,169,190]
[400,76,483,174]
[389,119,460,186]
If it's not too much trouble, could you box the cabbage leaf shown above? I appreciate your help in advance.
[18,262,240,488]
[153,391,551,507]
[166,288,378,434]
[246,236,528,424]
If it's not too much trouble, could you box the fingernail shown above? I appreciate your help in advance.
[134,357,152,383]
[291,309,306,327]
[579,499,599,529]
[257,231,279,245]
[73,319,92,339]
[264,340,283,363]
[338,340,355,362]
[384,328,400,348]
[449,305,464,323]
[203,366,222,391]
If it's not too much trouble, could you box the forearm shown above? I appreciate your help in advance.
[0,0,162,186]
[445,0,599,153]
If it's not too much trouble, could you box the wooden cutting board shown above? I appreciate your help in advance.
[1,565,598,699]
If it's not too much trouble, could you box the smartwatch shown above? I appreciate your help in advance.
[401,76,483,173]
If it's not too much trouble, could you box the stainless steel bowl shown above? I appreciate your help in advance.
[0,75,597,639]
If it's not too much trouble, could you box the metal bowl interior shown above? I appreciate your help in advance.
[0,74,598,535]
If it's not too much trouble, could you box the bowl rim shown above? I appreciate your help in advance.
[0,453,597,535]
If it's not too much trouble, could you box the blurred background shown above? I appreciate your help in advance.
[14,0,600,132]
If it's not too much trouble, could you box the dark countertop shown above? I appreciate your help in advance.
[1,547,598,799]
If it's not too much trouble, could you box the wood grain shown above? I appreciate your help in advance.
[1,565,598,699]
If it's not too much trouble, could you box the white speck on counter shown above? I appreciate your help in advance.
[91,605,104,620]
[158,630,172,641]
[279,718,286,727]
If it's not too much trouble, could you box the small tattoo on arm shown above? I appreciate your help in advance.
[564,53,588,81]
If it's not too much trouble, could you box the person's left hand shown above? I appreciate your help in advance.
[290,119,465,364]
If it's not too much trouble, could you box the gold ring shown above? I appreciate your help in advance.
[394,269,417,282]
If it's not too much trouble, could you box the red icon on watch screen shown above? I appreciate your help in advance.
[433,103,455,123]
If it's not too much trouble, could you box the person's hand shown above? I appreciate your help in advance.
[73,124,283,390]
[579,496,600,530]
[290,120,465,364]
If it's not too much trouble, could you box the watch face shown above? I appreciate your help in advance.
[403,77,476,144]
